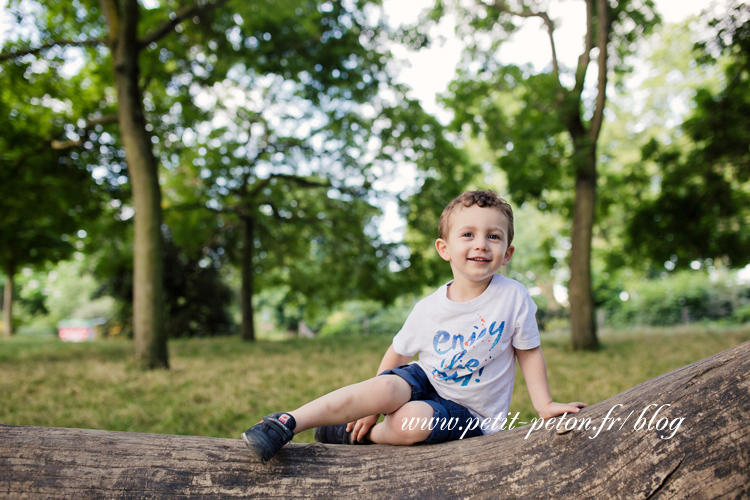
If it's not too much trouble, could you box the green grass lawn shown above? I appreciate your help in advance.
[1,324,749,444]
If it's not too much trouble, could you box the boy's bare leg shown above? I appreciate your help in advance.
[289,374,412,433]
[368,401,433,445]
[242,375,431,463]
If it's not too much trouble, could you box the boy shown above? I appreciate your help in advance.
[242,190,586,463]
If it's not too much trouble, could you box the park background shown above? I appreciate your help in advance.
[1,0,749,444]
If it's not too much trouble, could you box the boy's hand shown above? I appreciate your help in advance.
[538,401,587,420]
[346,414,379,442]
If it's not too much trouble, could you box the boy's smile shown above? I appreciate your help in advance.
[435,204,514,301]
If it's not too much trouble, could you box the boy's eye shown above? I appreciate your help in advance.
[462,232,473,238]
[488,234,500,240]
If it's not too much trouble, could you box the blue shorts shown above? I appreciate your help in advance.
[379,363,484,444]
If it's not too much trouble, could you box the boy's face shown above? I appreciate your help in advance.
[435,204,514,286]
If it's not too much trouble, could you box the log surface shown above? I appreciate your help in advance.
[2,341,749,499]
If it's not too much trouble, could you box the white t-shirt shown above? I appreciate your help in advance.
[392,273,540,433]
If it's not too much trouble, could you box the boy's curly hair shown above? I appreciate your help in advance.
[438,190,515,244]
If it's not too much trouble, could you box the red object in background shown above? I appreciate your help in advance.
[57,321,95,342]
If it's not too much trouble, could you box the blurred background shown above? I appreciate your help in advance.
[1,0,748,440]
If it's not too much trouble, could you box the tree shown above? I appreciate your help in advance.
[0,41,104,337]
[422,0,659,350]
[0,0,423,359]
[160,46,417,341]
[2,340,748,497]
[154,7,474,340]
[1,0,224,366]
[625,2,750,270]
[568,17,724,311]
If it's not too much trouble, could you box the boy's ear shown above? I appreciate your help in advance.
[502,245,515,266]
[435,238,451,262]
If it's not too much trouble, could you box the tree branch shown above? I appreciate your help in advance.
[0,113,119,186]
[138,0,232,49]
[268,173,333,190]
[50,115,120,150]
[2,342,749,497]
[99,0,119,48]
[484,0,560,78]
[574,0,595,96]
[0,39,105,62]
[588,0,610,141]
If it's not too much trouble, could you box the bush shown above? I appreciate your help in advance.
[605,270,749,327]
[731,304,750,324]
[318,298,415,338]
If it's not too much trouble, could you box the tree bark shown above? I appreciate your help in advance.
[1,262,13,337]
[564,0,609,352]
[105,0,168,368]
[568,144,599,351]
[2,341,748,499]
[240,215,256,341]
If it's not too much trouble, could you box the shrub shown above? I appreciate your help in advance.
[605,270,749,327]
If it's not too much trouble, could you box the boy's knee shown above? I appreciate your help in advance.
[388,402,434,445]
[378,374,411,392]
[369,375,411,411]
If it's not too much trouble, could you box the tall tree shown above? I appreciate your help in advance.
[0,24,105,337]
[1,0,226,367]
[0,0,418,359]
[423,0,659,350]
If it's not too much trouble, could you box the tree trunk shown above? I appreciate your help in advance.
[568,143,599,351]
[562,0,607,352]
[2,341,748,499]
[106,0,168,368]
[240,214,255,341]
[1,262,13,337]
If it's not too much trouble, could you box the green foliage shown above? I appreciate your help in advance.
[421,0,663,350]
[604,270,750,327]
[11,258,117,337]
[90,223,236,339]
[3,0,468,341]
[732,304,750,323]
[0,56,105,275]
[626,2,750,269]
[162,238,235,338]
[317,297,416,338]
[0,0,122,335]
[589,16,727,279]
[431,0,660,209]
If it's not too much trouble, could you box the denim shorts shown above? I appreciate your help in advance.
[379,363,484,444]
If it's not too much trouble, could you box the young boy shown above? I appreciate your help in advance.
[242,190,586,463]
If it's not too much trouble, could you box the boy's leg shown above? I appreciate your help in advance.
[365,363,486,446]
[368,401,434,445]
[242,374,412,463]
[289,374,412,433]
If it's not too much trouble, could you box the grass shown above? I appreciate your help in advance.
[1,324,749,443]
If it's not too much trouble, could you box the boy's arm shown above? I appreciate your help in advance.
[347,344,412,441]
[375,344,413,375]
[515,346,587,420]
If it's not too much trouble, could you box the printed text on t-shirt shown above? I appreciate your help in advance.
[431,319,505,386]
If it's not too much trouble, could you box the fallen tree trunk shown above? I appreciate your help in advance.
[1,341,749,499]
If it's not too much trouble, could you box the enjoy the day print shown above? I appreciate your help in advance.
[430,315,505,386]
